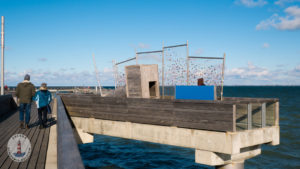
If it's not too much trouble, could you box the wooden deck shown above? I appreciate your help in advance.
[0,103,51,169]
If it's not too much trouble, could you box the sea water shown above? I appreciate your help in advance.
[78,86,300,169]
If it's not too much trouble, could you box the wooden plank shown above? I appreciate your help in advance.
[18,130,41,169]
[0,109,38,169]
[275,101,279,126]
[18,116,40,169]
[8,115,37,169]
[233,105,236,132]
[57,96,85,169]
[36,127,50,169]
[0,113,19,145]
[247,104,252,130]
[261,103,266,128]
[0,127,21,167]
[27,128,45,169]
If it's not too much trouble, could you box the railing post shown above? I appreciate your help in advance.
[275,102,279,126]
[233,104,236,132]
[247,104,252,130]
[261,103,266,128]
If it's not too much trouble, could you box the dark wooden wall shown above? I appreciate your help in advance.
[125,65,142,98]
[61,95,235,132]
[0,95,18,119]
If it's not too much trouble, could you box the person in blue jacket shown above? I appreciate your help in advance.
[34,83,52,129]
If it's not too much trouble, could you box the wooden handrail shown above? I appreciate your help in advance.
[56,96,85,169]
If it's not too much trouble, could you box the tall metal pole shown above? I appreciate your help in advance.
[221,53,226,101]
[1,16,4,95]
[186,40,189,86]
[162,41,164,98]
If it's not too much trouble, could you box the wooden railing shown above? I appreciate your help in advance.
[56,96,85,169]
[225,97,279,131]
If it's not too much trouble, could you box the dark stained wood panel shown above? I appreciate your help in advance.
[61,95,235,132]
[126,65,142,98]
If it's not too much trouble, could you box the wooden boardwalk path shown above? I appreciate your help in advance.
[0,103,51,169]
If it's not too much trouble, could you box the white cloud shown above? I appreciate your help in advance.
[236,0,268,7]
[225,63,300,85]
[262,43,270,48]
[256,6,300,30]
[227,62,270,79]
[4,68,115,86]
[275,0,300,6]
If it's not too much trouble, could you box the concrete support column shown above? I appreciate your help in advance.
[216,161,244,169]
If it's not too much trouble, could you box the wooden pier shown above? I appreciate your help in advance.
[0,95,84,169]
[0,93,280,169]
[0,95,51,169]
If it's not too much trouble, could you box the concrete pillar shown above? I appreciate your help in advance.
[216,161,244,169]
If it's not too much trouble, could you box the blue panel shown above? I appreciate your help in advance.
[175,86,215,100]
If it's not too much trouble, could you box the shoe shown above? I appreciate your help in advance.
[39,125,43,129]
[25,124,29,129]
[20,122,24,129]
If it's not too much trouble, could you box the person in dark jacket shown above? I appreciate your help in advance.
[16,74,36,129]
[34,83,52,129]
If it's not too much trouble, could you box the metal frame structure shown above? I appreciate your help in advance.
[112,41,225,100]
[113,41,188,98]
[188,53,226,100]
[163,41,188,97]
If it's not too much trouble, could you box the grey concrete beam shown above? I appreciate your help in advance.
[71,117,279,155]
[195,145,261,166]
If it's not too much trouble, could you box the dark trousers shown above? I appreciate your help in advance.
[19,103,31,124]
[38,106,47,127]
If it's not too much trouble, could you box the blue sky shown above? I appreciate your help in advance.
[0,0,300,86]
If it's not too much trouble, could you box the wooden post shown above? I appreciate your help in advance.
[261,103,266,128]
[221,53,226,101]
[275,101,279,126]
[233,104,236,132]
[247,103,252,130]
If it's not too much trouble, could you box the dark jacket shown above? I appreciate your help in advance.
[16,81,36,103]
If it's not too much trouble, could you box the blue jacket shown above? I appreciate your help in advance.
[34,90,52,108]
